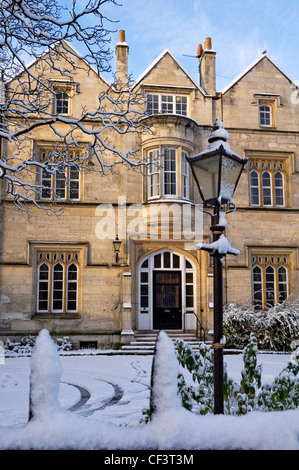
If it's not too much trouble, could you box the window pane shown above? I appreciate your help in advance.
[69,166,80,199]
[67,264,77,311]
[176,96,187,115]
[161,95,173,113]
[274,171,284,206]
[163,149,176,195]
[154,254,161,268]
[259,105,271,126]
[164,251,171,268]
[173,254,180,268]
[249,170,259,205]
[146,94,159,114]
[262,171,272,205]
[38,263,49,311]
[53,263,64,310]
[265,265,275,306]
[55,170,66,199]
[278,266,288,302]
[56,91,69,114]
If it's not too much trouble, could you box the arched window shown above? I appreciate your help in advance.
[249,158,286,208]
[67,263,78,312]
[252,265,262,307]
[52,263,64,311]
[251,254,289,309]
[265,265,275,307]
[37,263,49,312]
[249,170,259,205]
[259,104,271,126]
[262,171,272,206]
[274,171,284,206]
[278,266,288,303]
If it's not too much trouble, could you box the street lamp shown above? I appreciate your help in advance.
[113,235,122,263]
[188,119,248,414]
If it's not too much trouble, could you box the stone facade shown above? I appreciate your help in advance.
[0,33,299,348]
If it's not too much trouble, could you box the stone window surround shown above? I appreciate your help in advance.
[253,93,281,128]
[246,151,292,208]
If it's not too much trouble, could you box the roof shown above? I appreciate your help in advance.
[6,39,110,86]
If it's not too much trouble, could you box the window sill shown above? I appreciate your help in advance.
[145,198,194,204]
[33,313,81,319]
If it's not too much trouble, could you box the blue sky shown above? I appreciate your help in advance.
[98,0,299,91]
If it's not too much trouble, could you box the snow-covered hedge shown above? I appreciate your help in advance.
[176,334,299,416]
[223,296,299,350]
[4,335,73,355]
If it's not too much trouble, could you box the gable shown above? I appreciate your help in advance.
[132,50,204,93]
[222,55,295,96]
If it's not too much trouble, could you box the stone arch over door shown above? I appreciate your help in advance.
[138,249,196,330]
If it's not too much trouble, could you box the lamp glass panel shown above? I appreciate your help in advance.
[191,154,220,203]
[220,156,244,202]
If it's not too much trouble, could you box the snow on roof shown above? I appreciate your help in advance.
[131,49,206,95]
[221,52,298,95]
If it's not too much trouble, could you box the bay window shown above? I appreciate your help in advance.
[146,93,188,116]
[146,146,190,201]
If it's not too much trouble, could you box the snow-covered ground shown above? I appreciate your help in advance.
[0,331,298,450]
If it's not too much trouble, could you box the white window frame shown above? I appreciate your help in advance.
[163,148,177,197]
[181,150,189,199]
[146,93,188,116]
[55,90,70,115]
[259,104,272,127]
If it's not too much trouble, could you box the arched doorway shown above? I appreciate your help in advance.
[138,249,196,330]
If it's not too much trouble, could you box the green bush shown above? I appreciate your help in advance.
[176,334,299,416]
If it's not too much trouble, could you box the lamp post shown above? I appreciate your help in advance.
[188,119,247,414]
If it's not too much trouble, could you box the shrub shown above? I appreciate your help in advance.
[223,296,299,351]
[176,334,299,416]
[4,335,73,354]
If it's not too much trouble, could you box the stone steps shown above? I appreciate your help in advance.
[121,332,210,354]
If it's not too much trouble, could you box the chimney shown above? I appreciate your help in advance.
[115,30,129,85]
[199,37,216,96]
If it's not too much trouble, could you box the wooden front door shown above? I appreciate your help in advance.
[153,271,182,329]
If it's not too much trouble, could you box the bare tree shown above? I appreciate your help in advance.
[0,0,150,211]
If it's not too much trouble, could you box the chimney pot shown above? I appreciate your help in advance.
[197,44,203,57]
[204,37,212,50]
[119,30,126,43]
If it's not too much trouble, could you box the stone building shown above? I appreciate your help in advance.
[0,32,299,349]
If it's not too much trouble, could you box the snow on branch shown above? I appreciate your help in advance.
[0,1,153,209]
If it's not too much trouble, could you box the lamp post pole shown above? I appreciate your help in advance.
[211,204,225,415]
[187,119,248,415]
